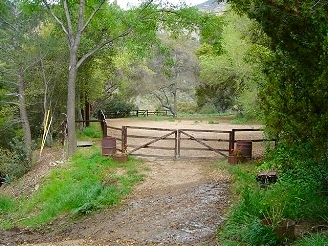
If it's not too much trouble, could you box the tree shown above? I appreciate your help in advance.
[196,9,269,114]
[0,0,46,160]
[226,0,328,158]
[146,34,200,117]
[38,0,204,157]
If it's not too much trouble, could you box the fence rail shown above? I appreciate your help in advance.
[105,109,172,118]
[69,110,275,159]
[104,121,275,159]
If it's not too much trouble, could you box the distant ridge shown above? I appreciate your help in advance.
[195,0,227,14]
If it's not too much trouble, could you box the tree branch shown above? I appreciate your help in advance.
[76,26,133,68]
[76,0,85,37]
[80,0,106,34]
[0,16,17,32]
[63,0,74,44]
[42,0,69,37]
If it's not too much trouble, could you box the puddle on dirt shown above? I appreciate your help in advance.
[126,182,229,245]
[0,181,230,246]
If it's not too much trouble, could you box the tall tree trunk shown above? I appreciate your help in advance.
[173,78,178,119]
[18,67,32,160]
[67,49,78,157]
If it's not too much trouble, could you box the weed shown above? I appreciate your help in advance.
[77,122,103,140]
[294,234,328,246]
[0,147,144,229]
[0,196,15,215]
[219,145,328,245]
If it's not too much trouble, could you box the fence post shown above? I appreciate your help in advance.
[103,120,108,137]
[121,126,127,153]
[98,110,107,137]
[85,102,90,127]
[229,129,235,154]
[174,130,180,160]
[174,130,178,159]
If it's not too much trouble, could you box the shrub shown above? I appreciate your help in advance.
[101,94,136,118]
[0,139,31,180]
[198,102,218,114]
[219,145,328,245]
[177,102,197,114]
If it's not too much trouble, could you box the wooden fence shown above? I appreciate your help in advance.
[105,109,172,118]
[67,110,275,159]
[105,122,274,160]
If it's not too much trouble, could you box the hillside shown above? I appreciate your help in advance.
[195,0,227,14]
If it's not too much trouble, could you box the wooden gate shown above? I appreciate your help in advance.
[105,123,272,159]
[109,126,232,159]
[95,111,273,160]
[178,129,231,158]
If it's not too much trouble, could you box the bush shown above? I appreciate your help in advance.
[177,102,197,114]
[198,102,218,114]
[0,137,33,179]
[219,144,328,245]
[101,94,136,118]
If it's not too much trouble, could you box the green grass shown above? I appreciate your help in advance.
[293,234,328,246]
[0,194,18,229]
[208,120,219,124]
[0,196,15,215]
[217,156,328,246]
[0,146,145,229]
[77,122,103,140]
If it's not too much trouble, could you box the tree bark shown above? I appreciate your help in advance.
[173,78,178,119]
[17,66,32,160]
[67,48,78,156]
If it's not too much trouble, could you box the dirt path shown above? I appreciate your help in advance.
[0,119,263,246]
[1,159,231,246]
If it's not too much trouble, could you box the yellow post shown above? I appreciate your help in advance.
[40,110,50,157]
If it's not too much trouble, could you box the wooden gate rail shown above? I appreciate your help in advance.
[119,126,233,159]
[229,129,276,153]
[178,129,231,158]
[61,110,107,145]
[121,126,177,157]
[126,131,177,155]
[103,121,273,159]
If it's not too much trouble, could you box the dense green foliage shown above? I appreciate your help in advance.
[101,94,137,118]
[196,9,269,116]
[228,0,328,156]
[219,1,328,245]
[219,151,328,245]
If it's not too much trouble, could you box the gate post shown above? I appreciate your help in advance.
[103,120,108,137]
[98,110,107,137]
[122,126,127,153]
[174,130,180,160]
[229,129,235,154]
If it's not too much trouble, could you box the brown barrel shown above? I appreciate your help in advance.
[102,136,116,156]
[236,141,252,159]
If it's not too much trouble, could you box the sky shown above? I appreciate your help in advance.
[112,0,207,9]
